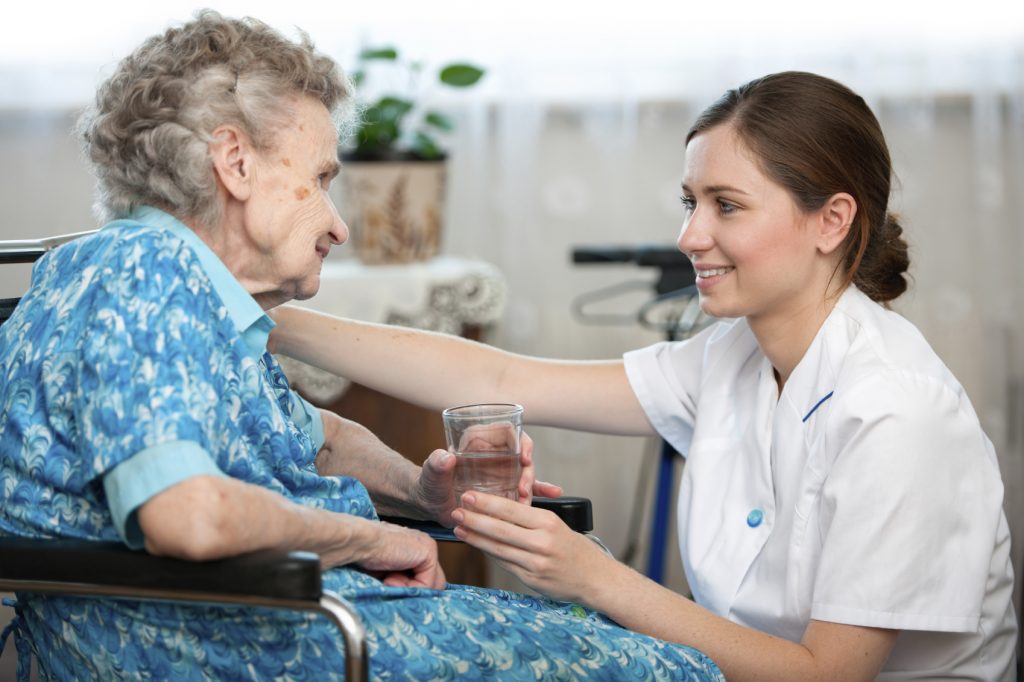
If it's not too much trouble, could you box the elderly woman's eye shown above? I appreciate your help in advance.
[318,173,332,189]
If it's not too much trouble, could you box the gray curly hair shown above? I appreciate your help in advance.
[78,9,353,227]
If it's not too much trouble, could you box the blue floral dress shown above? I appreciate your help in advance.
[0,210,723,681]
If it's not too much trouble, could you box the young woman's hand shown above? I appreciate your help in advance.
[451,491,615,603]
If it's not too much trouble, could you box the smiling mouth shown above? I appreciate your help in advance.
[695,266,734,278]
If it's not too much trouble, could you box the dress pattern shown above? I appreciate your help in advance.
[0,215,723,680]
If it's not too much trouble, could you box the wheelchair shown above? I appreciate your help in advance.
[0,231,596,681]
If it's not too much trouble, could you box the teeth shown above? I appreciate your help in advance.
[697,267,733,278]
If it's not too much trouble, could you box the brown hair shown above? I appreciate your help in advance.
[686,71,909,303]
[79,9,352,227]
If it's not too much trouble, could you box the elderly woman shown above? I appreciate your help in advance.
[0,11,724,680]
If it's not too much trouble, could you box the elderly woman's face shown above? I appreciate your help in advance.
[243,96,347,303]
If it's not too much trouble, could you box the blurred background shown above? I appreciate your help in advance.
[0,0,1022,667]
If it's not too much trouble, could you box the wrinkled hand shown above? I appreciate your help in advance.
[357,521,446,589]
[415,434,563,526]
[450,491,612,603]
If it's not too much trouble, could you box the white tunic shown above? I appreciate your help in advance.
[623,286,1017,680]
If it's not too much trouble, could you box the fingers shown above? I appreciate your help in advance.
[416,449,457,525]
[452,492,558,558]
[516,433,537,503]
[463,491,547,529]
[424,448,455,474]
[532,480,563,499]
[360,523,446,590]
[521,432,534,458]
[517,437,536,504]
[382,560,447,590]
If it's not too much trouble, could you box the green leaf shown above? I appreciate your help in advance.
[357,119,399,147]
[411,131,443,159]
[374,96,414,120]
[351,71,365,87]
[359,47,398,61]
[423,111,454,131]
[439,64,485,87]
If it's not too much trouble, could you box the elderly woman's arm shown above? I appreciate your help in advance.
[269,305,654,436]
[311,409,551,525]
[313,409,428,519]
[136,473,445,589]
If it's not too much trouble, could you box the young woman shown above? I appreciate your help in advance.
[270,71,1017,680]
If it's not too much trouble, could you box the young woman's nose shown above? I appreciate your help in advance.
[676,211,712,257]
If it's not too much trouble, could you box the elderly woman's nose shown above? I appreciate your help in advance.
[330,214,349,245]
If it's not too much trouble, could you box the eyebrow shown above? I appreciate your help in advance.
[681,183,750,196]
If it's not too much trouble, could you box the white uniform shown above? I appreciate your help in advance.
[623,286,1017,680]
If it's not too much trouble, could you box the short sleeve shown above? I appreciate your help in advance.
[811,372,1004,632]
[73,232,230,481]
[623,323,721,455]
[288,392,326,451]
[103,441,225,548]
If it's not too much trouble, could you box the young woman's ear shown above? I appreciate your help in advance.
[817,192,856,255]
[208,125,254,202]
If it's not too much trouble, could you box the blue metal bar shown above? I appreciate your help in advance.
[645,439,677,583]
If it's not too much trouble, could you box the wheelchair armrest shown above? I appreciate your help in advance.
[0,536,322,601]
[0,537,369,680]
[381,496,594,542]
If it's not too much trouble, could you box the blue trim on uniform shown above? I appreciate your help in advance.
[802,391,834,422]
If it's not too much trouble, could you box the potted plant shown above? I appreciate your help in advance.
[338,47,485,264]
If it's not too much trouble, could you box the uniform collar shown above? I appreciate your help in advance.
[127,206,274,358]
[777,286,866,423]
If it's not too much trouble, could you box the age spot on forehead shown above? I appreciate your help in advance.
[294,186,311,200]
[281,158,292,167]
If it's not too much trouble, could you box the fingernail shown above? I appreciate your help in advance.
[462,492,476,506]
[451,510,464,524]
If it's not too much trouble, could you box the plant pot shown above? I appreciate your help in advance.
[335,156,447,264]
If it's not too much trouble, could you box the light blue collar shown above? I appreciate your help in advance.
[124,206,274,358]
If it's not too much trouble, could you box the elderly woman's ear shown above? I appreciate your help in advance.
[208,125,255,202]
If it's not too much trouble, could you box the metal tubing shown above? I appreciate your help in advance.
[319,591,368,682]
[0,579,368,681]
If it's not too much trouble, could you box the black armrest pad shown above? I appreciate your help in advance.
[381,496,594,540]
[531,496,593,533]
[0,536,322,601]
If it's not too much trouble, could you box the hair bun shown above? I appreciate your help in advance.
[855,212,910,303]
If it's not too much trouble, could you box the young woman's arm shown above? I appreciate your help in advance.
[451,493,898,682]
[270,305,656,436]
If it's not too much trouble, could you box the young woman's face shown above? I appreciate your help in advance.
[677,124,825,325]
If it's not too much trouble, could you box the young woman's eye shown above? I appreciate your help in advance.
[717,199,737,215]
[680,196,696,213]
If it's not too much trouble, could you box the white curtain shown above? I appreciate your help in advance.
[438,54,1024,610]
[0,0,1021,624]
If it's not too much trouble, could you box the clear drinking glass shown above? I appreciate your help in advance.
[441,403,523,505]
